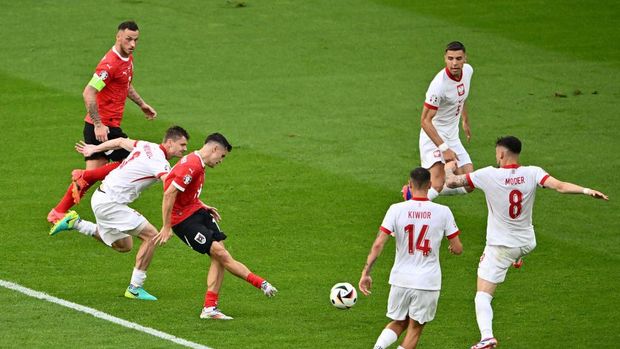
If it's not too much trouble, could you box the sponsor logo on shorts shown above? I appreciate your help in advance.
[194,232,206,244]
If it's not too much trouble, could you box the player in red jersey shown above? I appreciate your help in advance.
[153,133,278,320]
[48,21,158,223]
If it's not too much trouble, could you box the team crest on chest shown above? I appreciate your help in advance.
[457,83,465,96]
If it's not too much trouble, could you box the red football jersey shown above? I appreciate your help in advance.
[164,152,206,226]
[84,46,133,128]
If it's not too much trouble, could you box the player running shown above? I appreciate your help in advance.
[444,136,608,349]
[49,126,189,300]
[403,41,475,201]
[153,132,277,320]
[48,20,158,224]
[360,167,463,349]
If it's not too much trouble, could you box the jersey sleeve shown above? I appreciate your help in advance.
[379,205,397,236]
[424,76,443,110]
[467,166,492,191]
[88,57,115,92]
[443,207,460,239]
[533,166,550,187]
[170,161,196,192]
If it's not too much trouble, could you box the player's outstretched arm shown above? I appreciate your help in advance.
[75,138,135,157]
[543,177,609,200]
[359,231,389,296]
[444,161,469,188]
[153,184,180,246]
[128,84,157,120]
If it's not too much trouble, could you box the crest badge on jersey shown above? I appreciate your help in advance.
[428,94,439,105]
[457,83,465,96]
[183,174,192,185]
[194,232,206,245]
[98,70,109,81]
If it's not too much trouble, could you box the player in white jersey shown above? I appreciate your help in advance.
[444,136,608,349]
[360,167,463,349]
[49,126,189,301]
[403,41,474,201]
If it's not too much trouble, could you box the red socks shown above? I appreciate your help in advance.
[246,273,265,289]
[204,291,219,308]
[54,186,75,213]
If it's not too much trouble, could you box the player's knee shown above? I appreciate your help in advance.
[112,238,132,253]
[210,242,232,263]
[138,224,157,240]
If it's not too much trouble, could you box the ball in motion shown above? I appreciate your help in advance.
[330,282,357,309]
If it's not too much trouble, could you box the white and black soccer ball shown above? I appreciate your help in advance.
[330,282,357,309]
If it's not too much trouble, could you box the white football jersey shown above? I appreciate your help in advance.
[380,198,460,291]
[421,63,473,142]
[466,165,549,247]
[101,141,170,204]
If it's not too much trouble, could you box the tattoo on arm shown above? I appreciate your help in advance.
[127,85,144,106]
[87,101,102,125]
[445,167,469,188]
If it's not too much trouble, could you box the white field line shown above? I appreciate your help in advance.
[0,279,213,349]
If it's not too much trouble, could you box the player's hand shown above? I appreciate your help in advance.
[589,189,609,201]
[141,103,157,120]
[442,148,459,162]
[444,160,457,172]
[75,141,97,157]
[463,122,472,143]
[203,204,221,222]
[359,275,372,296]
[153,227,173,246]
[94,123,109,142]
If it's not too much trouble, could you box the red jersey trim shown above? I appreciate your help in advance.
[133,140,138,147]
[446,230,460,240]
[424,102,439,110]
[172,180,186,192]
[501,164,521,169]
[380,226,392,235]
[156,172,167,179]
[112,46,131,62]
[411,197,429,201]
[445,67,463,82]
[540,174,550,186]
[159,144,169,159]
[465,173,475,188]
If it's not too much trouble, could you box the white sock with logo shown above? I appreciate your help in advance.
[373,328,398,349]
[74,219,97,236]
[475,291,494,340]
[130,268,147,288]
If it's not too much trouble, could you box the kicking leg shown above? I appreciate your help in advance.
[399,319,425,349]
[471,278,498,349]
[373,319,407,349]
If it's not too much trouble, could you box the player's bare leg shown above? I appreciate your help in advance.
[207,258,225,294]
[399,319,425,349]
[426,162,445,200]
[134,224,158,270]
[111,236,133,253]
[210,241,277,297]
[86,158,108,170]
[373,319,407,349]
[472,278,499,349]
[123,224,158,301]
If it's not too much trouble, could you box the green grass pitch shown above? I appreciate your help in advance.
[0,0,619,347]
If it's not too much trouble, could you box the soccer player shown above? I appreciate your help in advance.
[444,136,608,349]
[360,167,463,349]
[403,41,474,201]
[153,133,278,320]
[47,20,157,223]
[49,126,189,300]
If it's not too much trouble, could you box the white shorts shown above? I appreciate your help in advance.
[91,189,148,246]
[386,285,440,324]
[419,132,472,169]
[477,243,536,284]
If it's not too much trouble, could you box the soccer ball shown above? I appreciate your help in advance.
[330,282,357,309]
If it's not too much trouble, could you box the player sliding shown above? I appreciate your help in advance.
[403,41,475,201]
[49,126,189,301]
[360,167,463,349]
[444,136,608,349]
[153,132,277,320]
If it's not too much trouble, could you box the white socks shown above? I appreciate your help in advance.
[427,188,440,200]
[439,185,468,196]
[74,219,97,236]
[475,291,494,340]
[130,268,147,288]
[373,328,398,349]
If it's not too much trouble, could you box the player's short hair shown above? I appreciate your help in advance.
[205,133,232,152]
[164,126,189,142]
[410,167,431,189]
[496,136,522,154]
[445,41,466,53]
[118,21,139,32]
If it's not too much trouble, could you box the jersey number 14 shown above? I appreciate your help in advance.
[404,224,431,256]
